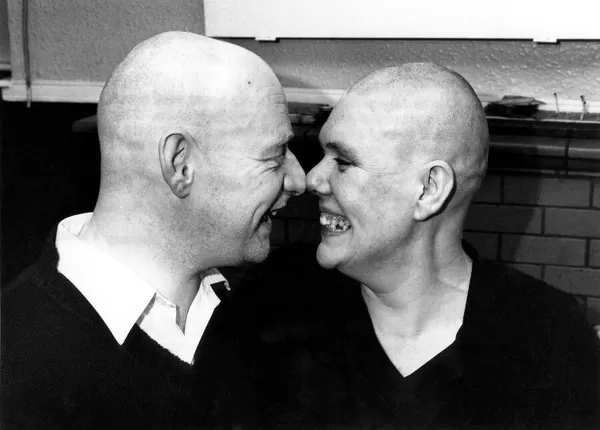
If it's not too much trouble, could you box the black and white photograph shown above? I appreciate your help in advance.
[1,1,599,428]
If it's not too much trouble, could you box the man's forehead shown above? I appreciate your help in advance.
[236,84,289,119]
[201,92,291,155]
[264,93,292,137]
[251,101,293,151]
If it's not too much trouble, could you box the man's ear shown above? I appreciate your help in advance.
[159,129,196,198]
[414,160,455,221]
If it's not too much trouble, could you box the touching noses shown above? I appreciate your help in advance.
[283,150,306,196]
[307,159,330,196]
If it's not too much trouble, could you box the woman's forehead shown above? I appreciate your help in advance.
[320,102,424,170]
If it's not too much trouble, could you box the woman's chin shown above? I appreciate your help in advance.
[316,242,344,270]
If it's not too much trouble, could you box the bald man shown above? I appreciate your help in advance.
[1,31,304,428]
[250,64,599,428]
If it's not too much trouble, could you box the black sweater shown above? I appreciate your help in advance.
[245,242,600,429]
[1,241,259,429]
[4,239,599,428]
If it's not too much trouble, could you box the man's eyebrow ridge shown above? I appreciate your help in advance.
[326,141,358,159]
[263,136,291,158]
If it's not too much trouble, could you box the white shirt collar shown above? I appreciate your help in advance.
[55,213,226,350]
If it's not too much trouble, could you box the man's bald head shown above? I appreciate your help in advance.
[327,63,489,205]
[90,31,298,270]
[97,31,284,183]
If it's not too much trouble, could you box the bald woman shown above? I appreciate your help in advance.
[250,64,599,428]
[1,31,304,428]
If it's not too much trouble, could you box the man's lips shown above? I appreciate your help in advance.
[271,193,291,213]
[260,198,290,224]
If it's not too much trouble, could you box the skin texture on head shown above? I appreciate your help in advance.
[337,63,488,216]
[81,31,305,319]
[308,63,488,316]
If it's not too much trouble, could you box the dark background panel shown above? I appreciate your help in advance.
[1,101,98,285]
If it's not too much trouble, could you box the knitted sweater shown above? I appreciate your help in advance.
[246,242,600,429]
[1,241,258,429]
[4,238,599,428]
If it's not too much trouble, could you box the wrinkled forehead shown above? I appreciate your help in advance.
[246,85,291,134]
[258,87,290,121]
[212,82,292,153]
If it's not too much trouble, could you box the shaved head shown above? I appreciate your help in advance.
[325,63,489,205]
[89,31,299,271]
[309,63,488,277]
[97,31,285,184]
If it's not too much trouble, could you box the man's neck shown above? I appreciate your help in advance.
[78,214,203,328]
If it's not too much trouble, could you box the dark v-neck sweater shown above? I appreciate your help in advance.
[1,239,259,429]
[247,242,600,429]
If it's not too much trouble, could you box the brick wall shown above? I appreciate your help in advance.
[271,173,600,325]
[465,173,600,324]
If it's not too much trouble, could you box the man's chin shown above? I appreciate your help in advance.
[244,241,271,264]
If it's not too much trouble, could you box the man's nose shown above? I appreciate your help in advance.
[283,150,306,196]
[307,160,330,196]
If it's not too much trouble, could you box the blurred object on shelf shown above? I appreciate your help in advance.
[485,96,545,119]
[289,103,332,125]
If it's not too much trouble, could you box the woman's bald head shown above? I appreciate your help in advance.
[337,63,489,201]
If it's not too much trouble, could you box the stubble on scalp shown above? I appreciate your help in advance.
[344,63,489,203]
[97,31,287,181]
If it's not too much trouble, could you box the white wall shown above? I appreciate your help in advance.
[7,0,204,81]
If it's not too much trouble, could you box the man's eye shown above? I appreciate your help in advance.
[334,158,352,170]
[272,154,286,169]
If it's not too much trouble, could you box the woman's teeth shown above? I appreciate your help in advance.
[320,213,351,232]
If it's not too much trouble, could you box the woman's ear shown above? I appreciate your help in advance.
[414,160,455,221]
[158,129,197,198]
